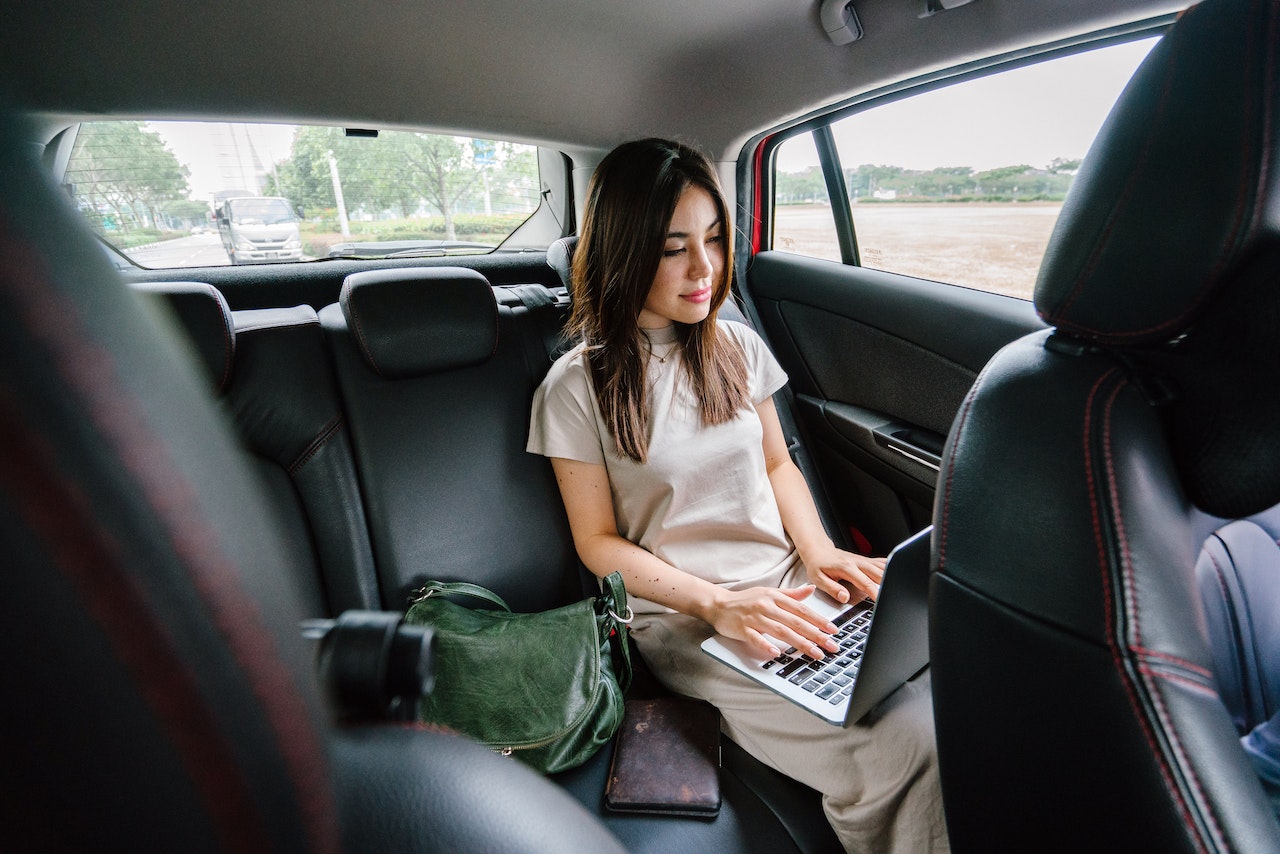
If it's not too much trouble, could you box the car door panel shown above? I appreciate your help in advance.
[746,249,1045,553]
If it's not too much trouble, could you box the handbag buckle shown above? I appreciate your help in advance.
[606,605,634,625]
[408,587,440,605]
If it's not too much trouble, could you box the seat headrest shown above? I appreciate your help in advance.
[546,236,576,290]
[1035,0,1280,519]
[340,267,497,379]
[133,281,235,394]
[1036,0,1280,344]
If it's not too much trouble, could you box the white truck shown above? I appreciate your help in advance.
[215,196,303,264]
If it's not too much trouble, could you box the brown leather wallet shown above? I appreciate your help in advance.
[605,696,721,817]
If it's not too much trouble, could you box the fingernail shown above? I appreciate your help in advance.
[825,623,838,633]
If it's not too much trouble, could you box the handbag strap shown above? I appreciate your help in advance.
[600,571,630,624]
[413,580,512,612]
[599,571,633,692]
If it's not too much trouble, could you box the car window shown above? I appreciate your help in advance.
[772,37,1158,298]
[63,121,543,269]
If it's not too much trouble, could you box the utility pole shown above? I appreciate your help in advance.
[327,151,351,238]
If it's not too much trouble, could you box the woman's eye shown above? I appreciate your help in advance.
[663,247,685,257]
[707,234,723,245]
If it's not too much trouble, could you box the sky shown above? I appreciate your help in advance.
[777,37,1158,174]
[152,121,297,202]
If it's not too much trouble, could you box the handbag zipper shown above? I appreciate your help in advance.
[489,667,622,759]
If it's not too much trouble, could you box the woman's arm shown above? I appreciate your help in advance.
[550,456,839,659]
[756,397,886,603]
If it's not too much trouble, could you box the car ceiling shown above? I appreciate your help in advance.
[5,0,1186,163]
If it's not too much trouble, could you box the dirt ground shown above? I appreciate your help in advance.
[773,202,1064,300]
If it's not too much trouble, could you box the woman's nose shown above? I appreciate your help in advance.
[688,244,712,279]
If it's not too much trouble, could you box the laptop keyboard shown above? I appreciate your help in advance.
[760,606,874,705]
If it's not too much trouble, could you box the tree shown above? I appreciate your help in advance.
[264,126,346,212]
[915,166,975,198]
[66,122,190,232]
[161,199,214,228]
[269,129,519,239]
[397,135,487,240]
[775,167,828,204]
[973,164,1033,196]
[846,164,905,198]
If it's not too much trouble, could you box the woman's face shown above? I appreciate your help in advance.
[637,184,724,330]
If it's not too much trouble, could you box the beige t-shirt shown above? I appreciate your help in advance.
[527,320,802,614]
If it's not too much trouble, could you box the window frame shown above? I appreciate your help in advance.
[740,15,1176,284]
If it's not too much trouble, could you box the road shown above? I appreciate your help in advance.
[126,233,231,268]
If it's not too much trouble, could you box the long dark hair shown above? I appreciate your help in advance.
[568,138,749,462]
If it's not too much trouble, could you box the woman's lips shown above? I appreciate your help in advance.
[682,287,713,303]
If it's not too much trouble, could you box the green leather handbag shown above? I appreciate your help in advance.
[404,572,632,774]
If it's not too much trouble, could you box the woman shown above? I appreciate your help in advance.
[528,138,947,852]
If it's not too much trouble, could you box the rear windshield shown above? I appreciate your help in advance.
[64,121,542,268]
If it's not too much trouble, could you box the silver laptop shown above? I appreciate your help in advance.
[700,526,932,726]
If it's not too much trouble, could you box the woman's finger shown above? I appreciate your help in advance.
[810,570,851,604]
[768,599,840,658]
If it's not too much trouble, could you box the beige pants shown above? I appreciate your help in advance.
[630,612,950,854]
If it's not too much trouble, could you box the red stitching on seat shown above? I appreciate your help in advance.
[1082,369,1118,607]
[0,221,340,853]
[1098,372,1223,852]
[1139,664,1220,699]
[1084,370,1207,850]
[0,386,271,852]
[1133,646,1214,681]
[1048,61,1177,330]
[288,414,344,475]
[936,356,994,572]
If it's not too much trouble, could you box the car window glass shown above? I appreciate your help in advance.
[63,121,542,269]
[772,37,1157,298]
[771,132,841,263]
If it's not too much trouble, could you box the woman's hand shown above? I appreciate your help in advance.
[801,543,886,604]
[708,585,841,660]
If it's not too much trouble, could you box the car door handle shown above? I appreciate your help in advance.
[872,424,943,472]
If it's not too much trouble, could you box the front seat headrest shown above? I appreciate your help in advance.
[546,235,576,290]
[1036,0,1280,345]
[1034,0,1280,518]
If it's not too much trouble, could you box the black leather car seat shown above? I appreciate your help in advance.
[319,267,584,610]
[134,281,381,615]
[0,112,625,851]
[930,0,1280,850]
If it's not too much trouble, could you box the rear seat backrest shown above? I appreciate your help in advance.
[135,282,379,616]
[320,267,581,611]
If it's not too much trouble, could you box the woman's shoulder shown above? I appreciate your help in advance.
[716,316,768,354]
[540,341,594,396]
[714,317,786,398]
